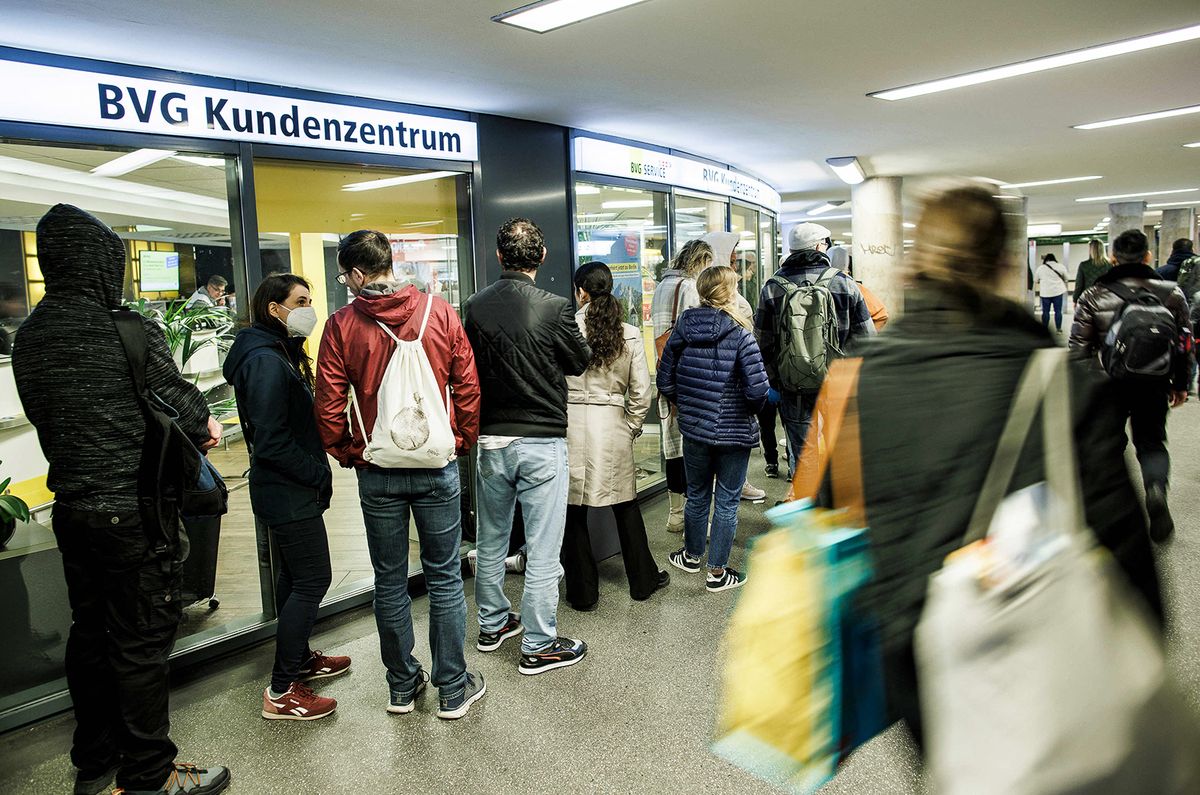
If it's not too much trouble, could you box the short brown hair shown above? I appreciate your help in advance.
[338,230,392,279]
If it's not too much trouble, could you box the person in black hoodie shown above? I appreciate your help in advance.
[12,205,228,795]
[223,274,349,722]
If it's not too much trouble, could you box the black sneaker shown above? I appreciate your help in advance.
[631,570,670,602]
[519,637,588,676]
[765,464,780,479]
[113,763,230,795]
[1146,485,1175,543]
[75,762,119,795]
[437,672,486,720]
[477,613,523,652]
[669,547,701,573]
[706,568,746,593]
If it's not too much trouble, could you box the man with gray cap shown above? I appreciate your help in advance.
[754,222,874,485]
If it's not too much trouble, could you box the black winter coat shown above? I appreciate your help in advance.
[463,271,591,437]
[1068,263,1191,390]
[657,306,770,448]
[841,282,1163,659]
[224,322,331,526]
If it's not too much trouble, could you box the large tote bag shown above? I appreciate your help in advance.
[916,348,1200,794]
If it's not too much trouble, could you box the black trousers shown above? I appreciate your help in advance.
[561,501,658,607]
[758,403,779,467]
[665,456,687,495]
[53,504,182,791]
[268,515,333,692]
[1113,383,1170,489]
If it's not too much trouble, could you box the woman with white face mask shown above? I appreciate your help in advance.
[223,274,349,722]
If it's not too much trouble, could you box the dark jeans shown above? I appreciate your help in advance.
[357,463,467,699]
[779,391,819,479]
[758,404,779,468]
[665,456,687,494]
[1113,383,1170,489]
[1041,294,1064,331]
[561,501,658,608]
[53,504,182,791]
[268,515,333,693]
[681,438,750,570]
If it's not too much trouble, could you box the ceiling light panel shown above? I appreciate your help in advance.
[341,170,458,192]
[91,148,177,177]
[826,157,865,185]
[870,24,1200,101]
[999,176,1102,189]
[1076,188,1198,203]
[1185,142,1200,148]
[807,202,847,216]
[493,0,651,33]
[1074,104,1200,130]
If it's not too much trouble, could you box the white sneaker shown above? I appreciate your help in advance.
[468,548,527,575]
[741,482,766,502]
[467,549,478,575]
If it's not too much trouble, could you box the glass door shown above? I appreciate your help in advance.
[730,204,760,314]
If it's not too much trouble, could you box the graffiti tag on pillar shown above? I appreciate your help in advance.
[859,242,896,257]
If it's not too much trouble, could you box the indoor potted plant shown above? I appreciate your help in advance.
[0,464,31,548]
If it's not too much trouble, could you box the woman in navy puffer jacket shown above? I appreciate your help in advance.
[657,265,769,592]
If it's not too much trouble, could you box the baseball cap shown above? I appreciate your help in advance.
[788,222,832,252]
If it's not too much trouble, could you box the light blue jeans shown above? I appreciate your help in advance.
[475,438,568,653]
[357,463,467,700]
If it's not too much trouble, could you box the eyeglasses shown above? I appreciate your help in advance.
[335,271,352,285]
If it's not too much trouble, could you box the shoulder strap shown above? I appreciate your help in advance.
[815,267,839,287]
[792,358,865,524]
[417,293,435,341]
[112,308,150,400]
[670,279,684,324]
[1104,281,1149,305]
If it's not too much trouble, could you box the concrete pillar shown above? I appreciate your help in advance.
[1144,225,1159,265]
[1160,208,1197,264]
[1108,201,1146,255]
[1000,196,1028,305]
[850,176,903,315]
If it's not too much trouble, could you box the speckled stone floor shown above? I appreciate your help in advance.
[4,394,1199,794]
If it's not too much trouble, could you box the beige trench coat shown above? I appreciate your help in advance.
[566,305,652,506]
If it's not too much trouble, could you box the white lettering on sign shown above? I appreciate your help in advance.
[0,59,479,161]
[574,137,780,212]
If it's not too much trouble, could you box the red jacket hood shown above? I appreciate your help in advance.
[351,284,422,326]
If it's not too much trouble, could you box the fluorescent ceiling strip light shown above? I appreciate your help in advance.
[1185,142,1200,148]
[574,185,602,194]
[1074,104,1200,130]
[903,222,916,229]
[91,148,177,177]
[807,202,846,216]
[342,171,457,192]
[999,175,1102,189]
[1027,223,1063,236]
[870,24,1200,101]
[1076,188,1198,203]
[601,200,653,209]
[1147,200,1200,208]
[172,155,225,168]
[826,157,865,185]
[493,0,650,33]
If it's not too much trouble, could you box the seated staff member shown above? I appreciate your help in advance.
[224,274,349,722]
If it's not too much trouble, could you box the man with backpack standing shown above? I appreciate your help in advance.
[463,218,593,676]
[754,222,874,487]
[1069,229,1191,543]
[316,230,486,719]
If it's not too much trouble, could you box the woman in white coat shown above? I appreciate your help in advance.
[562,262,669,611]
[1035,253,1068,332]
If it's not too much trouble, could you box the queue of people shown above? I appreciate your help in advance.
[10,191,1194,794]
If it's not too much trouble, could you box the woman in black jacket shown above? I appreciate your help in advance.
[224,274,348,721]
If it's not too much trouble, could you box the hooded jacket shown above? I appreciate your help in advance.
[1068,262,1191,390]
[316,284,480,468]
[754,248,875,389]
[224,321,331,525]
[463,271,590,438]
[1155,247,1194,282]
[12,204,210,512]
[656,306,769,448]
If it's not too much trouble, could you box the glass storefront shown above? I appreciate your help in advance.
[252,158,474,603]
[672,193,727,249]
[573,182,668,491]
[730,203,760,313]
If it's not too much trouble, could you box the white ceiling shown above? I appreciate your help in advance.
[1,0,1198,241]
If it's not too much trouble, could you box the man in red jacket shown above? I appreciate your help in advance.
[314,230,484,720]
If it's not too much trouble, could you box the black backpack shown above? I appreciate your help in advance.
[113,308,228,554]
[1175,255,1200,302]
[1100,283,1177,381]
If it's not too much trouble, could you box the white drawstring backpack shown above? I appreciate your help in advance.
[350,295,456,468]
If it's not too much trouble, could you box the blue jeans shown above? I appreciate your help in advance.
[681,438,750,570]
[357,463,467,699]
[475,438,569,653]
[780,391,819,479]
[1041,294,1063,331]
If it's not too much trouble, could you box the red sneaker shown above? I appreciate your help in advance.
[299,650,351,681]
[261,683,337,721]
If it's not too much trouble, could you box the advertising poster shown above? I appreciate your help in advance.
[607,233,645,328]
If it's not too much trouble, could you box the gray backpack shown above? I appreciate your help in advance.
[771,268,841,393]
[1176,254,1200,302]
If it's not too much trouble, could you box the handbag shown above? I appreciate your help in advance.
[113,308,228,553]
[654,278,684,362]
[713,358,885,793]
[915,348,1200,794]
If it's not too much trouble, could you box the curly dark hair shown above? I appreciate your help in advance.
[574,261,625,370]
[497,217,545,272]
